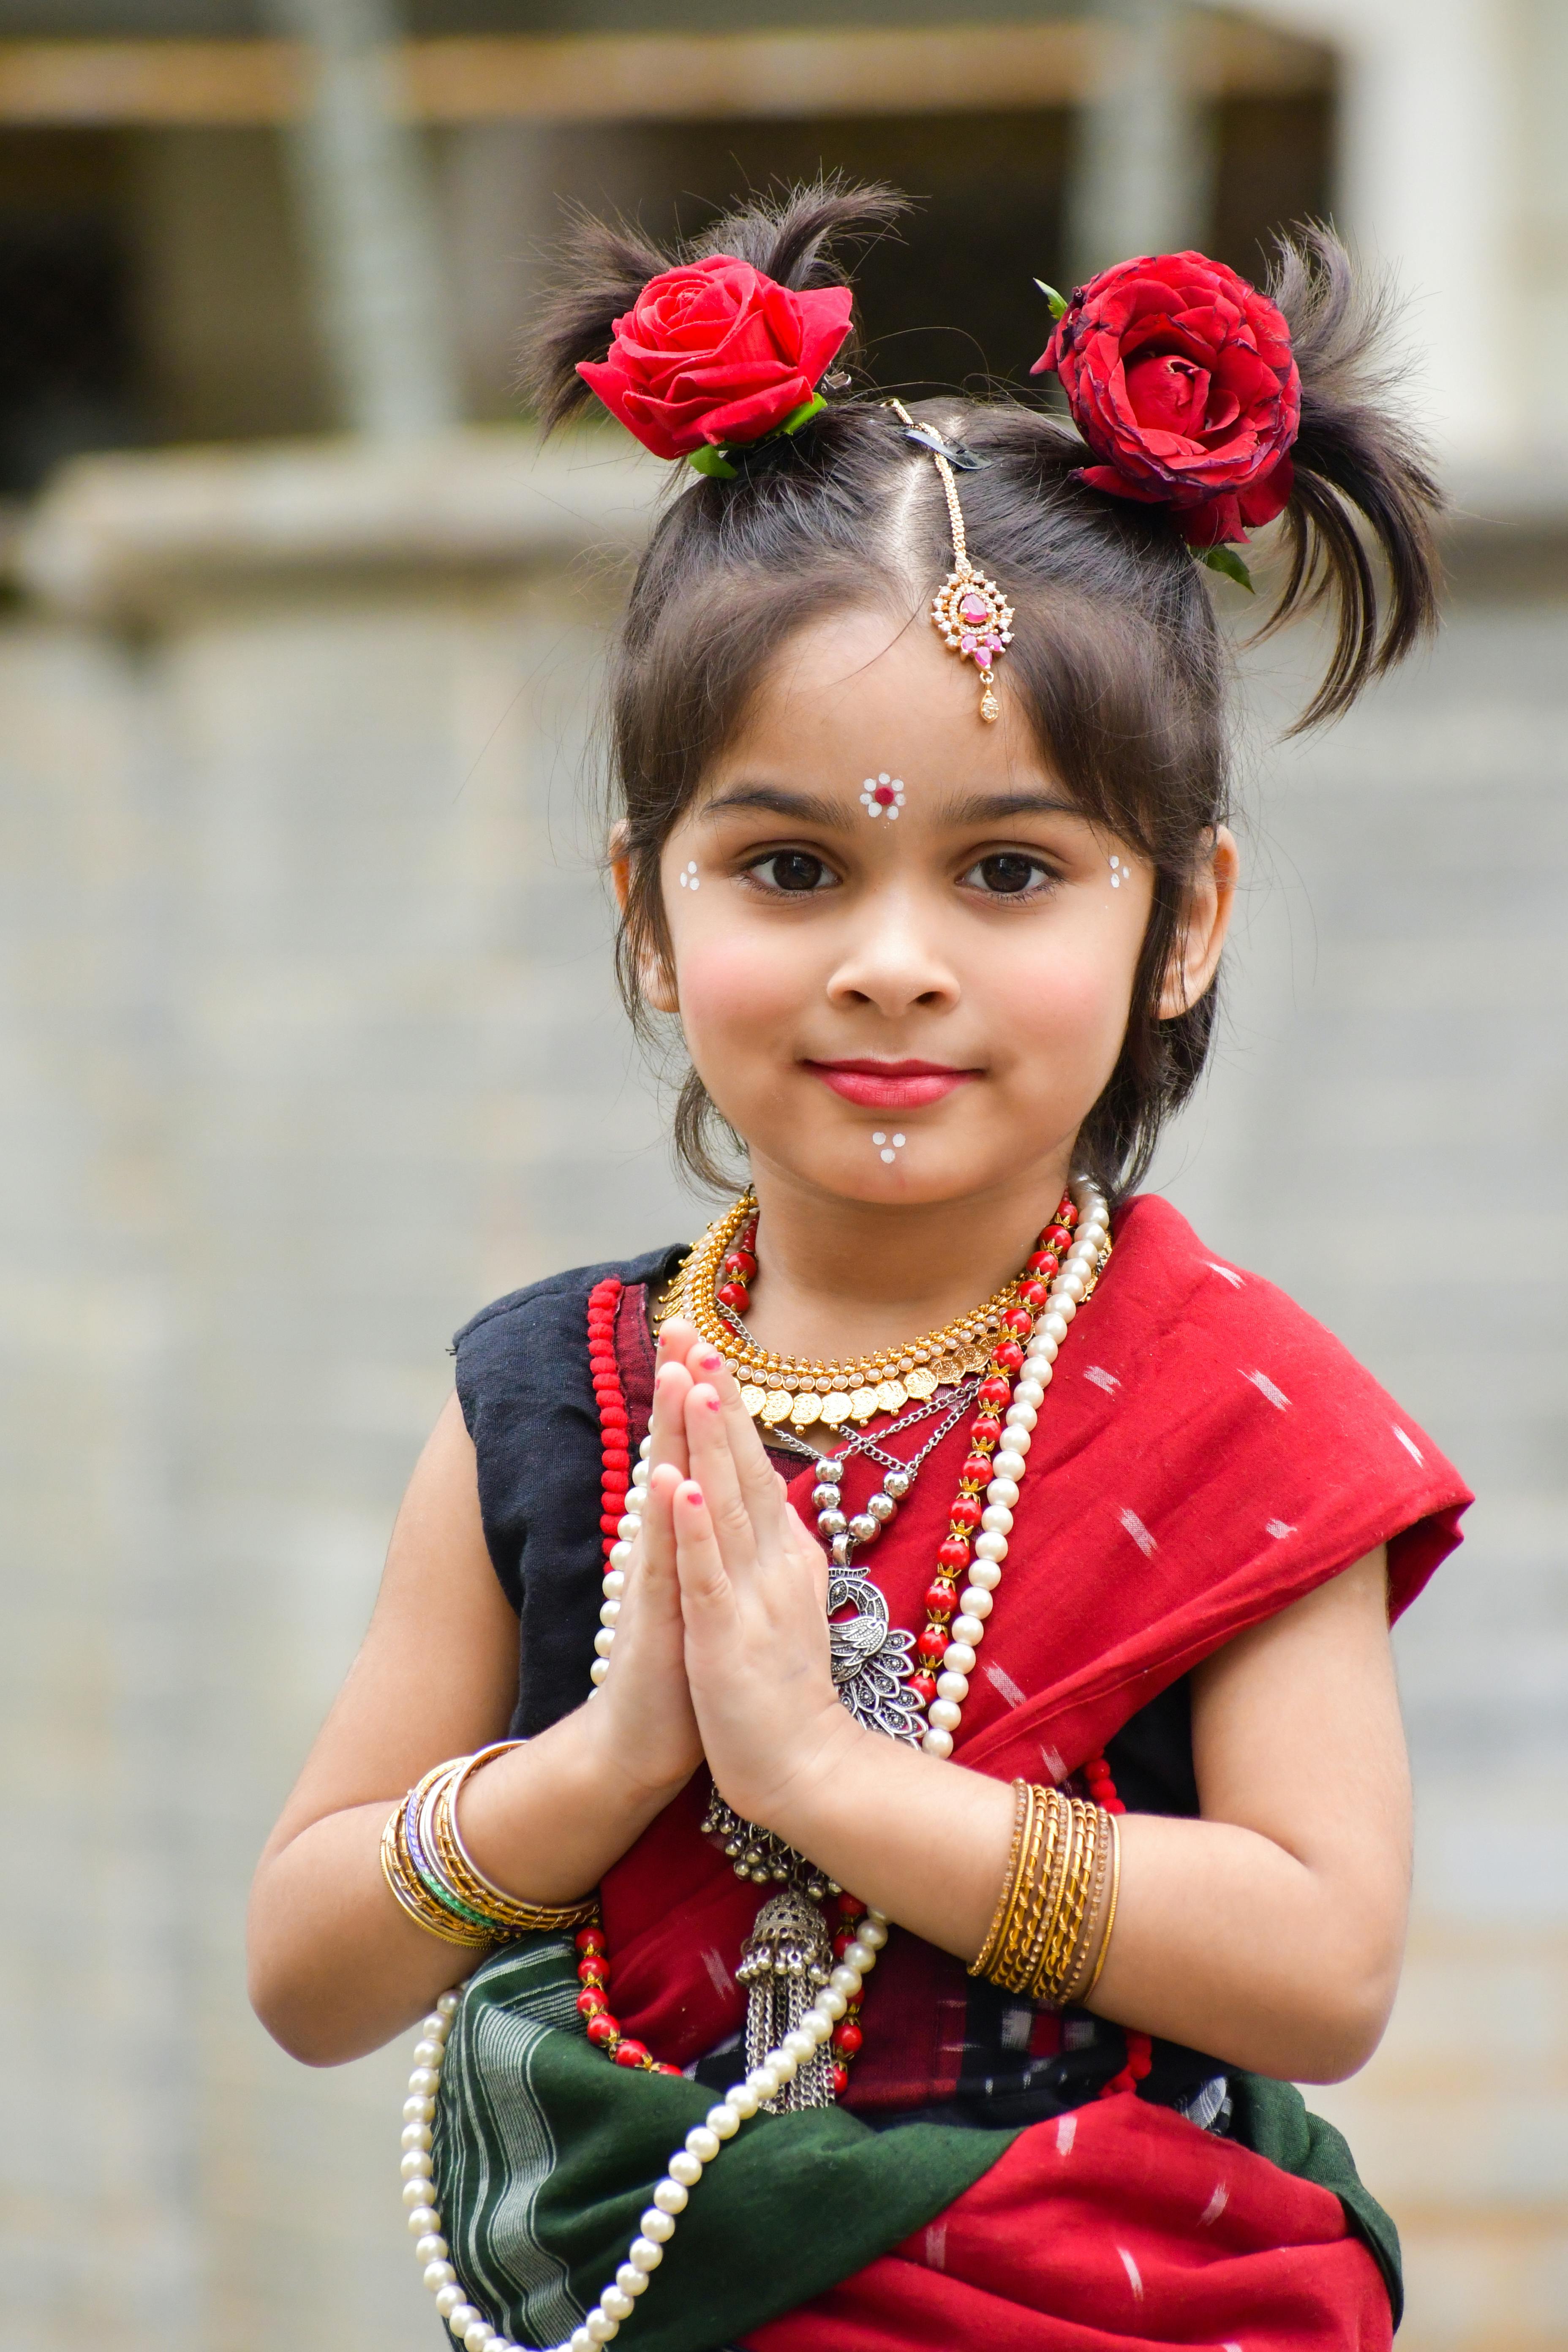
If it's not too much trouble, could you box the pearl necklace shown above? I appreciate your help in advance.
[914,1182,1110,1758]
[400,1912,892,2352]
[401,1180,1111,2350]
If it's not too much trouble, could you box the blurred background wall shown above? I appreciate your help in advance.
[0,5,1563,2351]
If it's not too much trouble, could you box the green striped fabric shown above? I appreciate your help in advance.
[430,1936,1010,2352]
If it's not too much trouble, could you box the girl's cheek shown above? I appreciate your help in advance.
[677,932,801,1033]
[987,908,1142,1051]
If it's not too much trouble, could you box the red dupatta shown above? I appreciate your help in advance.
[594,1195,1468,2345]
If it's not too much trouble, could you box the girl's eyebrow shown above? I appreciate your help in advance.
[700,783,846,826]
[936,789,1084,823]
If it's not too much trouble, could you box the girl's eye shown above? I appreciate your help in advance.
[749,850,836,894]
[964,852,1055,898]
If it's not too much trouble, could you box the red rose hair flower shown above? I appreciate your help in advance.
[1033,250,1301,550]
[576,255,852,466]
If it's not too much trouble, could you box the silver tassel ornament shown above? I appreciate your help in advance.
[736,1889,836,2111]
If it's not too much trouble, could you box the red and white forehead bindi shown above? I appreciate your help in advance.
[858,773,907,819]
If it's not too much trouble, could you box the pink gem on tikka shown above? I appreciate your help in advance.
[860,772,906,819]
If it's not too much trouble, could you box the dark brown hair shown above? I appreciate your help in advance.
[530,183,1441,1199]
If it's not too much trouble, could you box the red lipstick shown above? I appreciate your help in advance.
[804,1058,978,1110]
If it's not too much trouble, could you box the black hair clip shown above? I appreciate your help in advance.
[901,423,990,471]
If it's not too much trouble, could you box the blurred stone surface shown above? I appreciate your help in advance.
[1152,600,1568,2350]
[0,433,1563,2349]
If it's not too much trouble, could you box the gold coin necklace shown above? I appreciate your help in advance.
[654,1189,1044,1433]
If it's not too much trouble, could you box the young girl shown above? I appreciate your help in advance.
[248,187,1470,2352]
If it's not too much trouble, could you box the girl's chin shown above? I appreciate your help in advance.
[750,1139,1001,1205]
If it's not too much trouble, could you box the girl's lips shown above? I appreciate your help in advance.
[805,1060,978,1109]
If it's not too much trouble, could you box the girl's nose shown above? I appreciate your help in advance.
[824,900,959,1016]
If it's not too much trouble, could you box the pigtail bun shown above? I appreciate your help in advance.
[686,179,908,291]
[526,212,676,436]
[1264,227,1442,729]
[525,180,907,442]
[1034,227,1442,732]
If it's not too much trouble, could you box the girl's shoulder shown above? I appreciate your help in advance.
[1109,1190,1414,1401]
[1095,1193,1472,1617]
[455,1242,687,1338]
[450,1246,686,1645]
[454,1243,687,1398]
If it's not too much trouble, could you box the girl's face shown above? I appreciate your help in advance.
[638,607,1233,1213]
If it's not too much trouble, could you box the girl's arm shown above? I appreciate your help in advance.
[248,1357,705,2066]
[662,1340,1412,2085]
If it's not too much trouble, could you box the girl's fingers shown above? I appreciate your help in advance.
[657,1318,702,1396]
[648,1359,693,1478]
[638,1459,682,1593]
[681,1339,787,1542]
[682,1383,760,1576]
[672,1477,732,1614]
[784,1493,831,1611]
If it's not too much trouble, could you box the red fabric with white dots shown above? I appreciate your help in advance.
[601,1192,1468,2086]
[743,2092,1391,2350]
[593,1194,1460,2344]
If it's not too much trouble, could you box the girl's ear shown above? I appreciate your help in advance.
[1159,825,1238,1020]
[609,822,681,1014]
[609,819,633,915]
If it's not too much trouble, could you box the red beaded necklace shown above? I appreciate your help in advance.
[583,1262,1153,2102]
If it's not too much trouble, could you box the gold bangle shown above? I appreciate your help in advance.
[403,1764,501,1941]
[1040,1807,1096,2003]
[971,1780,1030,1978]
[1040,1800,1119,2007]
[435,1747,598,1934]
[997,1785,1047,1982]
[1017,1790,1072,1995]
[407,1758,512,1938]
[983,1785,1053,1997]
[417,1769,510,1937]
[1081,1809,1122,2002]
[1034,1800,1096,2003]
[999,1785,1056,1991]
[1057,1809,1111,2005]
[972,1784,1119,2006]
[381,1800,492,1949]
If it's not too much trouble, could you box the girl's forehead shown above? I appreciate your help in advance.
[706,609,1057,806]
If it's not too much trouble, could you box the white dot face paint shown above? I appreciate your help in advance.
[1108,855,1127,889]
[858,772,906,820]
[678,860,700,890]
[871,1130,907,1165]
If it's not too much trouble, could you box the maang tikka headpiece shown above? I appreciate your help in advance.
[890,400,1013,724]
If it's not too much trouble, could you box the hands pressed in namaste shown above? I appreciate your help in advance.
[629,1320,866,1833]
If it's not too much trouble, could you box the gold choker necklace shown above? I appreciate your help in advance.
[655,1192,1048,1431]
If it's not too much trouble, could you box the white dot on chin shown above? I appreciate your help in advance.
[880,1148,896,1163]
[872,1131,886,1145]
[892,1132,906,1146]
